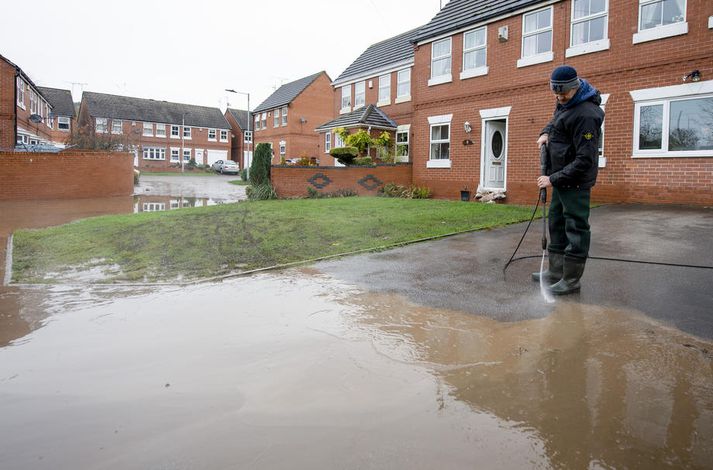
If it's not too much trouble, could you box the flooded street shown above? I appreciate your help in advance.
[0,197,712,468]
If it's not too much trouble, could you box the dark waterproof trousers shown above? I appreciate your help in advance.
[548,187,591,259]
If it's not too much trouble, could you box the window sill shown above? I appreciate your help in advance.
[566,38,610,58]
[170,136,180,139]
[208,138,217,142]
[377,100,391,107]
[395,95,411,104]
[111,132,123,135]
[220,140,229,143]
[17,103,26,110]
[517,52,553,68]
[632,22,687,44]
[427,159,451,168]
[428,74,452,87]
[340,107,351,115]
[460,66,489,80]
[632,151,713,159]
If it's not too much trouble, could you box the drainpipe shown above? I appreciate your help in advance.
[13,68,19,150]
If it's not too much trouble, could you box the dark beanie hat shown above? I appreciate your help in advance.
[550,65,580,93]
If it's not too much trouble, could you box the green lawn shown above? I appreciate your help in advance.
[11,198,535,284]
[228,180,249,186]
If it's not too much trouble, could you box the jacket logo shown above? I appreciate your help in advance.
[583,131,594,141]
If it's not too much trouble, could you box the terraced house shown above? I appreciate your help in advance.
[252,71,333,163]
[409,0,713,204]
[316,28,419,166]
[36,86,76,146]
[78,92,232,171]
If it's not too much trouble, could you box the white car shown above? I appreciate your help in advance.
[211,160,240,174]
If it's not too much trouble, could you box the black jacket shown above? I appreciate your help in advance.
[541,92,604,190]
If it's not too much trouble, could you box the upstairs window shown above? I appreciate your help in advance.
[208,129,217,141]
[341,85,351,111]
[378,74,391,104]
[58,117,71,131]
[143,122,154,137]
[261,113,267,129]
[112,119,123,134]
[519,6,553,67]
[397,69,411,100]
[281,106,288,125]
[30,91,39,114]
[96,118,108,133]
[171,125,180,138]
[220,130,228,142]
[634,0,687,43]
[274,109,280,127]
[16,77,26,108]
[255,114,261,130]
[462,27,487,78]
[571,0,608,46]
[183,126,192,139]
[354,81,366,109]
[155,124,166,137]
[244,131,252,143]
[430,38,452,84]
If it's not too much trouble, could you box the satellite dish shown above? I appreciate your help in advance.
[29,114,43,123]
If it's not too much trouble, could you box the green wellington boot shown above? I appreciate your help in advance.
[549,257,586,295]
[532,252,564,283]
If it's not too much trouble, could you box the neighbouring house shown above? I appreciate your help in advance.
[0,53,58,151]
[36,87,76,147]
[224,108,252,172]
[320,28,420,165]
[78,91,232,171]
[251,71,333,164]
[408,0,713,204]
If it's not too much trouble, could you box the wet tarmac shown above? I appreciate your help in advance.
[0,202,712,468]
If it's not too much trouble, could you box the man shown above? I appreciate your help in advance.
[533,65,604,295]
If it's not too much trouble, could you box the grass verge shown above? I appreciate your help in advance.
[229,180,250,186]
[12,198,535,284]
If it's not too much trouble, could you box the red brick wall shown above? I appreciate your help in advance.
[0,59,15,150]
[410,0,713,205]
[332,69,414,123]
[224,111,246,167]
[272,163,413,198]
[0,151,134,200]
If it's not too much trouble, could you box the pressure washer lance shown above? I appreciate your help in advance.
[539,144,548,251]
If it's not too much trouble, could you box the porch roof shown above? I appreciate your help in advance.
[315,105,397,132]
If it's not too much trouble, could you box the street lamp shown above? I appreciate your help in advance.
[225,89,251,173]
[181,112,189,173]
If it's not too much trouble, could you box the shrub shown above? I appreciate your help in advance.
[246,182,277,200]
[353,156,373,166]
[345,129,373,156]
[379,183,432,199]
[240,168,248,181]
[249,143,272,185]
[307,187,357,198]
[329,146,359,166]
[187,158,197,169]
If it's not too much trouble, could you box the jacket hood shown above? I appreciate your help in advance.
[561,79,601,109]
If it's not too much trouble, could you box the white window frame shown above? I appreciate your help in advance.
[274,108,280,127]
[220,129,229,142]
[170,125,180,138]
[142,146,166,161]
[633,0,688,44]
[324,132,331,153]
[58,116,71,132]
[396,68,411,103]
[155,124,167,138]
[518,6,554,68]
[16,77,26,109]
[261,113,267,129]
[281,106,288,126]
[30,91,39,115]
[378,74,391,106]
[709,15,713,28]
[598,94,609,167]
[170,147,180,162]
[341,85,352,113]
[254,115,261,130]
[208,128,217,141]
[354,81,366,109]
[143,122,154,137]
[183,148,191,162]
[334,132,345,148]
[244,131,253,143]
[112,119,123,134]
[631,81,713,158]
[143,203,166,212]
[279,140,286,156]
[395,124,410,162]
[427,114,453,168]
[461,26,489,80]
[96,117,108,134]
[183,126,192,139]
[429,38,452,86]
[567,0,611,57]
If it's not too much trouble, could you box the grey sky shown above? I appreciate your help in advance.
[1,0,444,112]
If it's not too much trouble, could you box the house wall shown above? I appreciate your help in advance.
[253,73,334,163]
[224,111,246,167]
[0,151,134,200]
[411,0,713,205]
[46,115,75,146]
[0,59,14,150]
[271,163,412,198]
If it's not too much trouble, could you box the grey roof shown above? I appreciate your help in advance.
[414,0,549,43]
[37,87,75,117]
[315,105,397,132]
[334,28,420,84]
[82,91,230,129]
[226,108,249,130]
[252,72,326,113]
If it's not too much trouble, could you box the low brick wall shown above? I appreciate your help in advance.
[272,163,413,198]
[0,151,134,200]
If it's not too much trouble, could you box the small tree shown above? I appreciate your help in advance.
[345,129,373,156]
[249,143,272,186]
[66,124,139,151]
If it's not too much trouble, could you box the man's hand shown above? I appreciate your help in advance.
[537,134,549,147]
[537,176,552,189]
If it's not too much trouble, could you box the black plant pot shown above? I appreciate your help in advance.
[460,190,471,202]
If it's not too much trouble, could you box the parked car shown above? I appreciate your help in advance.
[211,160,239,174]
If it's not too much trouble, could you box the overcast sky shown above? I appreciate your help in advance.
[1,0,445,112]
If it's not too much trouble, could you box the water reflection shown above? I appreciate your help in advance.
[343,291,713,469]
[132,195,230,213]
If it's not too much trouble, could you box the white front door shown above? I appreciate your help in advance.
[483,120,506,189]
[194,149,204,165]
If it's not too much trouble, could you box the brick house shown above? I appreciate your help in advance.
[320,28,420,166]
[37,87,76,147]
[252,71,333,164]
[78,91,232,171]
[0,54,57,150]
[408,0,713,205]
[224,108,252,171]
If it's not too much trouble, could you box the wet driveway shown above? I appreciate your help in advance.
[0,203,712,469]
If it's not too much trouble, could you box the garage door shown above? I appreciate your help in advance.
[207,149,228,166]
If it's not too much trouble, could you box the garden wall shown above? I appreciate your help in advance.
[0,151,134,200]
[271,163,413,198]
